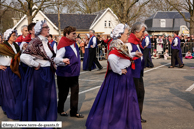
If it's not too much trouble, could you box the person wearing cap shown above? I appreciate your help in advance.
[48,34,57,54]
[20,23,36,51]
[86,23,143,129]
[20,20,58,121]
[83,33,96,71]
[128,22,147,123]
[15,25,29,46]
[55,26,84,118]
[88,30,103,71]
[0,29,23,120]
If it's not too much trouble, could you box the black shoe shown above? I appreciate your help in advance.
[70,113,84,118]
[141,118,147,123]
[148,66,154,68]
[168,66,174,68]
[97,67,103,71]
[59,112,68,116]
[178,64,184,68]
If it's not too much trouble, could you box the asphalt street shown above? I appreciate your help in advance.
[0,58,194,129]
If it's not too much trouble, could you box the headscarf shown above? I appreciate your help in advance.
[4,29,17,41]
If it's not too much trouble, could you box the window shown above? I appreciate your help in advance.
[105,21,107,27]
[160,19,166,28]
[109,21,111,27]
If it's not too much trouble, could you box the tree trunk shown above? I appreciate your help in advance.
[190,14,194,36]
[27,15,33,25]
[57,1,61,37]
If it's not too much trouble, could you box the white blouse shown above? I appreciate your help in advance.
[108,54,131,75]
[20,35,53,67]
[54,44,78,66]
[108,40,137,75]
[0,42,17,66]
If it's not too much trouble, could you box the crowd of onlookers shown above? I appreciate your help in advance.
[150,34,194,60]
[1,31,194,60]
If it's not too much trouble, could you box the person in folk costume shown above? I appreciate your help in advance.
[86,24,143,129]
[20,20,57,123]
[83,33,96,71]
[48,34,57,54]
[0,29,23,119]
[20,23,36,51]
[15,25,29,46]
[169,31,184,68]
[19,23,36,73]
[55,26,84,118]
[141,31,154,68]
[88,30,103,71]
[128,22,147,123]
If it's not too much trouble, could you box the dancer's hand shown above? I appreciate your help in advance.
[23,43,28,50]
[135,50,143,57]
[63,58,70,65]
[0,65,7,71]
[121,69,127,75]
[34,64,40,70]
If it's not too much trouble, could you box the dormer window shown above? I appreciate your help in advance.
[160,19,166,28]
[105,21,107,27]
[109,21,111,27]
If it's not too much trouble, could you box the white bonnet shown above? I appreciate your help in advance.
[86,34,90,38]
[34,20,47,36]
[4,29,17,41]
[113,23,129,39]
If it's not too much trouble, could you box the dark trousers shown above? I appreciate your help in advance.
[57,76,79,115]
[133,75,145,116]
[171,49,182,67]
[88,48,102,70]
[143,48,154,67]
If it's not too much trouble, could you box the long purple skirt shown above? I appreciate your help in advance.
[20,67,57,121]
[0,66,23,120]
[83,48,96,70]
[86,67,142,129]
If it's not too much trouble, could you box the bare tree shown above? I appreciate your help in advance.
[75,0,99,14]
[166,0,193,35]
[44,0,77,36]
[0,0,54,24]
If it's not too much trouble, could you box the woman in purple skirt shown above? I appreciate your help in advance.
[83,34,96,71]
[0,29,23,120]
[86,24,143,129]
[20,20,57,122]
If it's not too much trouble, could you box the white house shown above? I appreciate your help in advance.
[13,7,120,36]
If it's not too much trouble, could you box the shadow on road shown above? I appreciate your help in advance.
[169,88,194,110]
[184,76,194,81]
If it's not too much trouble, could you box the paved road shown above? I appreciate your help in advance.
[1,58,194,129]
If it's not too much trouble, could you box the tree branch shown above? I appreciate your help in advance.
[0,3,26,14]
[127,0,150,22]
[18,0,27,12]
[166,0,190,22]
